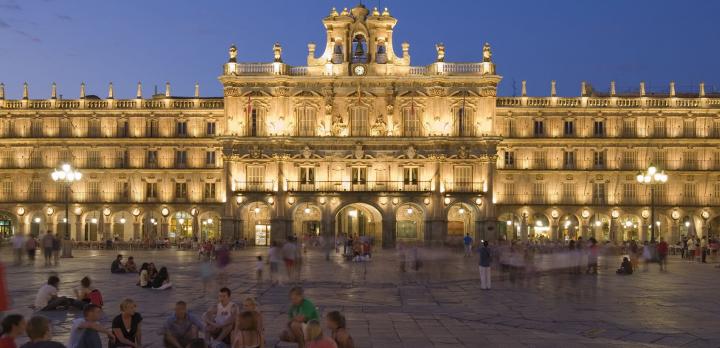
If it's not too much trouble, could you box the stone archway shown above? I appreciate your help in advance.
[241,201,272,246]
[559,214,580,240]
[198,211,221,241]
[590,213,611,241]
[336,203,383,245]
[395,203,425,242]
[168,211,193,242]
[620,215,641,241]
[111,211,134,241]
[447,203,476,243]
[293,202,323,238]
[82,211,102,241]
[498,213,521,241]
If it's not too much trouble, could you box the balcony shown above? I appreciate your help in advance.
[286,181,432,192]
[443,181,485,193]
[234,181,275,193]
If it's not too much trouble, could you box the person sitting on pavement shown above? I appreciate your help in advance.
[151,267,172,290]
[326,311,354,348]
[202,287,238,346]
[163,301,203,348]
[148,263,159,282]
[305,320,337,348]
[279,287,319,348]
[110,255,126,274]
[241,298,264,334]
[67,304,114,348]
[124,257,138,273]
[33,276,85,311]
[74,277,93,305]
[616,257,633,275]
[231,311,263,348]
[137,263,151,288]
[0,314,26,348]
[19,315,65,348]
[111,298,143,348]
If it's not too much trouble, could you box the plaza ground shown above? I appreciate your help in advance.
[3,247,720,347]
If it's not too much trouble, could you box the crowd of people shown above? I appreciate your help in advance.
[10,232,61,267]
[2,283,354,348]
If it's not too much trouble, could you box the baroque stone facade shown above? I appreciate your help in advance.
[0,4,716,245]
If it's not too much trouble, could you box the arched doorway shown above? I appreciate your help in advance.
[679,215,698,238]
[336,203,382,245]
[198,212,221,242]
[395,203,424,242]
[498,213,521,241]
[83,211,101,241]
[293,203,322,238]
[559,214,580,240]
[141,213,160,241]
[621,215,641,241]
[529,213,550,240]
[112,211,133,241]
[242,202,272,246]
[590,213,611,241]
[169,211,193,242]
[28,212,45,237]
[447,203,475,242]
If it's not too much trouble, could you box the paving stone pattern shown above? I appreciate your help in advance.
[3,247,719,347]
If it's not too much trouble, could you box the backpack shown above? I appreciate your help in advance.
[88,289,104,307]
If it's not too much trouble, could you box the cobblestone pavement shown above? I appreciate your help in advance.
[3,247,720,347]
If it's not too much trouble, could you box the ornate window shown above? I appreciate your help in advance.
[592,182,607,205]
[563,120,574,136]
[533,120,544,136]
[175,182,188,199]
[453,106,474,137]
[563,151,575,169]
[248,107,266,137]
[145,182,157,199]
[296,106,317,136]
[350,107,369,136]
[401,107,421,137]
[453,166,472,191]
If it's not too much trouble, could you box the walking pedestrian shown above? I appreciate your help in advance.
[268,241,281,285]
[657,237,668,272]
[463,233,473,257]
[701,236,708,263]
[25,236,37,265]
[11,233,25,266]
[585,238,598,275]
[41,232,54,267]
[478,241,492,290]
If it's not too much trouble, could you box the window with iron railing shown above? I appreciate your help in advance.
[296,107,317,136]
[31,119,43,137]
[350,107,369,137]
[87,151,100,168]
[683,183,697,204]
[204,183,216,200]
[533,151,546,168]
[0,181,11,201]
[563,151,575,169]
[453,166,472,191]
[175,182,187,199]
[592,182,606,205]
[59,119,72,137]
[248,108,266,137]
[88,119,101,137]
[402,107,421,137]
[622,119,636,137]
[683,120,696,138]
[533,120,544,137]
[504,151,515,168]
[351,167,367,185]
[593,121,605,137]
[622,183,637,204]
[146,150,158,168]
[116,182,129,200]
[87,181,100,202]
[205,151,216,166]
[117,120,129,137]
[175,150,187,167]
[593,151,606,169]
[622,151,636,170]
[146,182,157,199]
[403,167,419,187]
[29,181,42,200]
[562,183,575,203]
[654,119,666,137]
[206,121,216,136]
[300,167,315,185]
[145,119,159,137]
[563,120,574,137]
[454,107,474,136]
[176,121,188,137]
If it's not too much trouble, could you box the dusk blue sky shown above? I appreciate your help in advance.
[0,0,718,99]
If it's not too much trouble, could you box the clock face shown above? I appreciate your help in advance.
[353,65,366,76]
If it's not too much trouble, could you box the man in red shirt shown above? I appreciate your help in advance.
[657,237,669,272]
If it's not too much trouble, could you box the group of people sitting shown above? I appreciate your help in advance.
[11,280,354,348]
[111,254,172,290]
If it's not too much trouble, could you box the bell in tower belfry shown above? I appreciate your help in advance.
[354,39,365,57]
